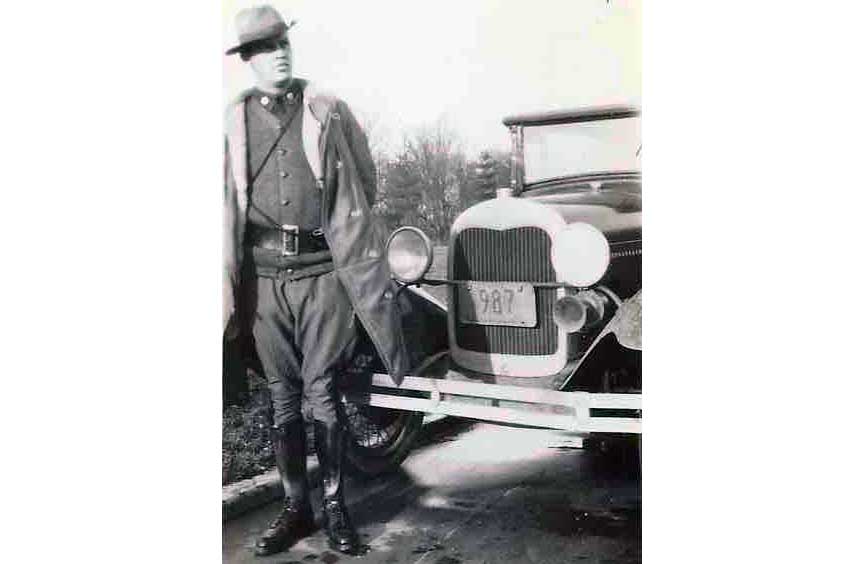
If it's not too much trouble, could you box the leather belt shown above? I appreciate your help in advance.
[245,224,329,256]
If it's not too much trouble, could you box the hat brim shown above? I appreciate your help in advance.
[225,44,247,55]
[225,19,296,56]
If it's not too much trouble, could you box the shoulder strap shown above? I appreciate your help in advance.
[249,103,302,185]
[246,102,304,230]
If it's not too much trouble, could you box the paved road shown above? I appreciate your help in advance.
[223,418,640,564]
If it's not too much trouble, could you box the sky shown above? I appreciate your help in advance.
[223,0,641,157]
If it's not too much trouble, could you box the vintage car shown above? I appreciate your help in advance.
[339,105,642,475]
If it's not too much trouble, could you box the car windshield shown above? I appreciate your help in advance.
[522,116,641,184]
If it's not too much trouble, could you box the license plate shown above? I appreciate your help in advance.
[457,282,537,327]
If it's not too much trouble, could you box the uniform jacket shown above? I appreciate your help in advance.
[224,79,412,382]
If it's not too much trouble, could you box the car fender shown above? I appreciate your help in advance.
[606,290,641,351]
[558,289,641,391]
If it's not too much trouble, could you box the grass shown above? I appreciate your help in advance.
[222,371,274,485]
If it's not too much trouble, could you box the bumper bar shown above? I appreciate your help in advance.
[343,371,641,434]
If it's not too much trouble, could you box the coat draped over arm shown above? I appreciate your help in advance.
[223,81,424,383]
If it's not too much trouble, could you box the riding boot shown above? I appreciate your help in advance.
[313,419,361,554]
[254,420,315,557]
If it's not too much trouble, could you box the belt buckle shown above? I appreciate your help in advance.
[281,224,299,256]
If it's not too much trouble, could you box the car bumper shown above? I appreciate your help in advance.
[342,352,641,434]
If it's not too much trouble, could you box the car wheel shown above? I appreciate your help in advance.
[338,395,424,478]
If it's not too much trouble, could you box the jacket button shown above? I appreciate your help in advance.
[368,249,379,258]
[278,149,286,155]
[336,160,343,170]
[280,171,288,178]
[383,290,393,299]
[282,198,290,205]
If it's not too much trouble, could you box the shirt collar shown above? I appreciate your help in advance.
[252,83,301,111]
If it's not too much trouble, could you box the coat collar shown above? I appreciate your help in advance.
[226,78,335,128]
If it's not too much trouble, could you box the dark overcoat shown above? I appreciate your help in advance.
[224,79,414,382]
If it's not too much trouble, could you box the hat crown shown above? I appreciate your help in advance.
[234,5,288,45]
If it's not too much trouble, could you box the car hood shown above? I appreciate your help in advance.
[524,181,641,243]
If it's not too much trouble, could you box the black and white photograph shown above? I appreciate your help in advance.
[11,1,864,564]
[221,2,641,562]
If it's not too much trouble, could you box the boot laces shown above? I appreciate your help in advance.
[268,501,302,531]
[324,499,349,527]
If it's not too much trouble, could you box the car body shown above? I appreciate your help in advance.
[343,106,641,458]
[448,105,641,389]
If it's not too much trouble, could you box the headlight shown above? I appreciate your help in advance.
[553,290,610,333]
[386,227,433,284]
[551,222,610,287]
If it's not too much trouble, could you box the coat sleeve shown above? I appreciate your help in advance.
[339,101,378,206]
[223,136,238,337]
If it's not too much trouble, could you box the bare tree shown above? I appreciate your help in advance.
[389,120,467,242]
[369,119,509,242]
[357,109,393,161]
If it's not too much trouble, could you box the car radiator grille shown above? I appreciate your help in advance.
[452,227,558,356]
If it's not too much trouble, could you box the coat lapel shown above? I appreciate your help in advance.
[225,101,249,220]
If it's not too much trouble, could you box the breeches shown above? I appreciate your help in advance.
[248,270,358,426]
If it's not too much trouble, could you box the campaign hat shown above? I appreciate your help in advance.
[225,5,296,56]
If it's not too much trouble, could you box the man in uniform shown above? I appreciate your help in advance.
[223,5,413,557]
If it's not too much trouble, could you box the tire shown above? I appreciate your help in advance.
[338,395,424,478]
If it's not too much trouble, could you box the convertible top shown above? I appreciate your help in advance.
[503,105,640,127]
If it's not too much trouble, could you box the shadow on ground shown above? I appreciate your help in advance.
[224,422,640,564]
